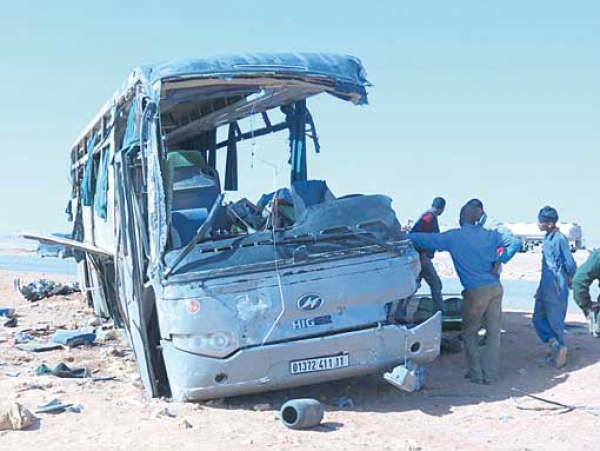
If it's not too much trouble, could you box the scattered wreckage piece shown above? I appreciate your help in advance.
[3,317,17,328]
[53,329,96,348]
[280,398,324,430]
[14,328,98,352]
[35,398,79,415]
[384,360,427,393]
[36,363,90,379]
[21,233,112,258]
[0,309,17,328]
[16,383,51,393]
[0,308,15,318]
[13,332,35,345]
[0,403,38,431]
[511,388,600,417]
[150,407,175,419]
[14,278,80,302]
[179,419,193,429]
[15,341,63,353]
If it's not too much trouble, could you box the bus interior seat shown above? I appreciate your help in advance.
[167,150,221,248]
[291,180,335,218]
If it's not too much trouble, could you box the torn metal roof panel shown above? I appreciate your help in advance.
[133,52,371,104]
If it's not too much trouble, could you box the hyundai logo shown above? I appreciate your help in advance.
[297,294,324,311]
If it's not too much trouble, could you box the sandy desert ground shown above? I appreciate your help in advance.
[0,251,599,451]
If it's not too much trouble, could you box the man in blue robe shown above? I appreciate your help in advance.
[534,206,578,368]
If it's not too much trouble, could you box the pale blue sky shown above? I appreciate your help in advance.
[0,1,598,243]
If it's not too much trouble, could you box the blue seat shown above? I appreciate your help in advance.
[171,208,209,248]
[291,180,335,218]
[168,150,221,248]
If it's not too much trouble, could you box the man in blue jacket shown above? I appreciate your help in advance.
[410,204,517,384]
[534,206,577,368]
[465,199,522,265]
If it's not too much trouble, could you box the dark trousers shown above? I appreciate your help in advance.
[418,254,443,311]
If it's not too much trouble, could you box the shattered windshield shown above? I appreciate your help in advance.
[157,72,404,277]
[163,191,407,277]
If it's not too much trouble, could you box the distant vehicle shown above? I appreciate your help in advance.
[436,221,584,253]
[25,53,441,402]
[37,233,73,259]
[506,222,584,252]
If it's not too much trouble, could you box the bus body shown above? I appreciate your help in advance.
[59,53,440,401]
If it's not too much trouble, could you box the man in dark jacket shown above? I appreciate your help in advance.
[573,249,600,338]
[411,197,446,312]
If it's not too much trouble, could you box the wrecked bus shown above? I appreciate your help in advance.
[49,53,441,401]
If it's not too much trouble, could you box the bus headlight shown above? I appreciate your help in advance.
[172,331,238,358]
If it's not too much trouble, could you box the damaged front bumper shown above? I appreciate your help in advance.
[162,312,442,401]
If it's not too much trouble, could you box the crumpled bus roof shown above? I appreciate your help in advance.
[72,52,371,160]
[133,52,371,104]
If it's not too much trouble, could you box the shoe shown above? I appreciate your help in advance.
[464,371,483,380]
[554,346,567,369]
[535,339,557,366]
[535,356,553,366]
[548,338,561,366]
[482,373,498,384]
[548,338,560,360]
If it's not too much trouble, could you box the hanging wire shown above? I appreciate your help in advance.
[249,99,256,169]
[249,90,280,182]
[262,194,287,345]
[246,89,287,345]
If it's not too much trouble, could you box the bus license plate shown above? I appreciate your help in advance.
[290,354,349,375]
